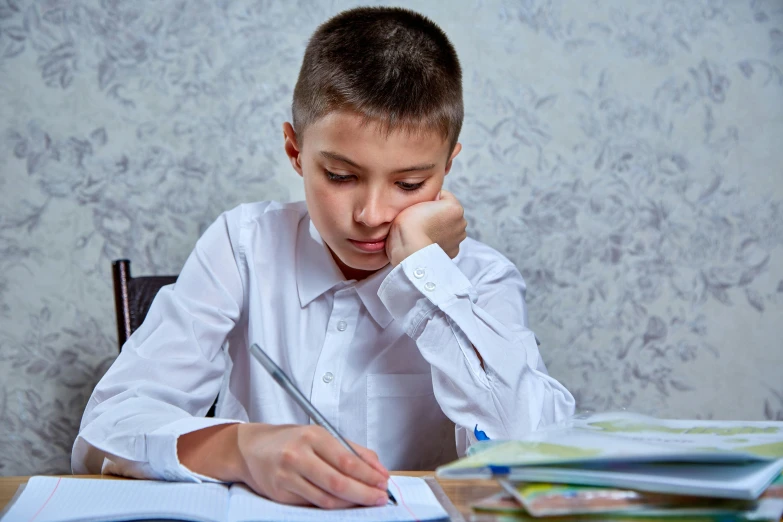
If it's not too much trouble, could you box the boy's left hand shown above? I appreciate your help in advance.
[386,189,467,266]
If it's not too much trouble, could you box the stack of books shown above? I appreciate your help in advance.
[436,412,783,520]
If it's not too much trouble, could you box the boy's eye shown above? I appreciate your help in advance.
[326,171,425,192]
[396,181,425,192]
[325,171,354,183]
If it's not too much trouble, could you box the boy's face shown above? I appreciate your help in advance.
[284,111,461,281]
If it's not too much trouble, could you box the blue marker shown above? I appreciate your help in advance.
[474,424,490,441]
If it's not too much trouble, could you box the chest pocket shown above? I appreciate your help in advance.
[366,373,457,471]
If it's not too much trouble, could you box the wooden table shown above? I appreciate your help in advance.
[0,472,504,521]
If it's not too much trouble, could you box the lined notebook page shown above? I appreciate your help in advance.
[228,476,449,522]
[1,476,229,522]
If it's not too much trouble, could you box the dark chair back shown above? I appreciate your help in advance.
[112,259,177,351]
[111,259,217,417]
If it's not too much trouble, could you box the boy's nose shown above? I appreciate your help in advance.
[354,191,392,228]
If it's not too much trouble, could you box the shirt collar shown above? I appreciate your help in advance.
[296,215,394,328]
[354,263,394,328]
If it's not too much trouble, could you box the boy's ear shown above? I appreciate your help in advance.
[283,122,303,177]
[444,142,462,176]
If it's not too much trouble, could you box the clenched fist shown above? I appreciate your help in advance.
[385,189,467,266]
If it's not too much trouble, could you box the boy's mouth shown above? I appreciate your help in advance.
[348,237,386,253]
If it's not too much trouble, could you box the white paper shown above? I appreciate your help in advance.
[228,476,448,522]
[1,475,447,522]
[0,476,228,522]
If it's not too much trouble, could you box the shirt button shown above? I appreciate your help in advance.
[424,281,436,291]
[336,320,347,331]
[322,372,334,383]
[413,267,426,279]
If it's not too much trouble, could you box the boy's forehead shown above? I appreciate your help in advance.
[303,110,451,164]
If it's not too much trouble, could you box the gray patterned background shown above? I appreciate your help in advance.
[1,0,782,476]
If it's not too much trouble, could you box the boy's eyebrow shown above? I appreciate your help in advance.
[319,151,436,173]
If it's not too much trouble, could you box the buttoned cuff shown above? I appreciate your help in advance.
[146,417,244,483]
[378,244,476,336]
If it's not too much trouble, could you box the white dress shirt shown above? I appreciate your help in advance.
[72,200,575,480]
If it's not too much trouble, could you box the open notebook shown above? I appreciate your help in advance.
[0,476,449,522]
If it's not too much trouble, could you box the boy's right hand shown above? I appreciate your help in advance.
[238,424,391,508]
[178,423,391,509]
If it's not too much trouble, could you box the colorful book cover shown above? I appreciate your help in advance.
[470,475,783,520]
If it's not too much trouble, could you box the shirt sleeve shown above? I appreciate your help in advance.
[71,208,247,482]
[377,243,575,452]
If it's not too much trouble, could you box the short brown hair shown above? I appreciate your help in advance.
[292,7,463,151]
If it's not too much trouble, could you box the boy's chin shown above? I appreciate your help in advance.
[338,250,390,274]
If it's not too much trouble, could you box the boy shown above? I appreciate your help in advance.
[72,6,575,510]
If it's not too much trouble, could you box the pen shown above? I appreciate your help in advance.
[249,343,398,506]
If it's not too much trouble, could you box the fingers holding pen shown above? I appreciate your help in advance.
[237,424,390,508]
[276,471,356,509]
[310,430,390,505]
[303,456,389,507]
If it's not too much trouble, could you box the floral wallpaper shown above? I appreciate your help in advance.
[1,0,781,476]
